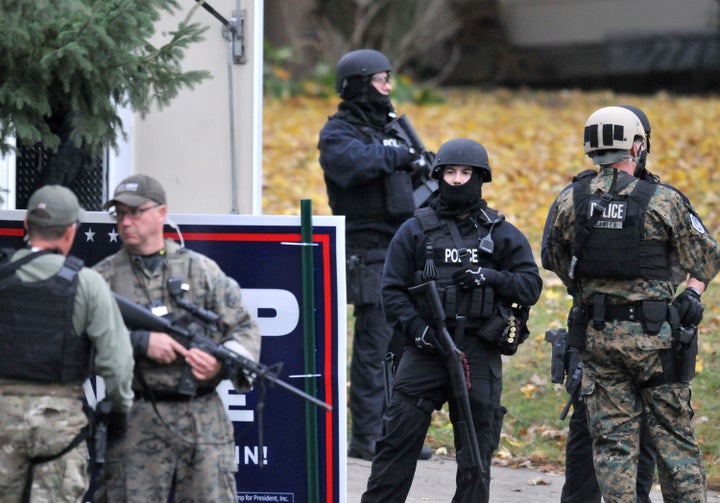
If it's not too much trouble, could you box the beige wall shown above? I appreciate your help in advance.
[499,0,719,46]
[117,0,262,215]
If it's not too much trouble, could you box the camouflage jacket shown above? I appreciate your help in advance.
[545,167,720,303]
[94,239,261,393]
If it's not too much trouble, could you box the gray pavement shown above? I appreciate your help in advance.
[347,455,720,502]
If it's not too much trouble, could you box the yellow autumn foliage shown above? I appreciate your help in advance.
[262,88,720,248]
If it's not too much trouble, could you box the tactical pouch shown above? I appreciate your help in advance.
[566,305,588,350]
[477,302,530,355]
[346,252,385,306]
[466,287,493,318]
[383,172,415,218]
[668,303,698,383]
[640,300,667,335]
[675,327,698,383]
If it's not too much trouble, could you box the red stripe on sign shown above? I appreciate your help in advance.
[0,228,24,236]
[170,229,337,501]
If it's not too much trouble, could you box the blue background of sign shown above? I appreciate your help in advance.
[0,212,346,502]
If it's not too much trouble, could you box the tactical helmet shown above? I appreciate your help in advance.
[583,106,646,157]
[431,138,492,182]
[619,104,651,154]
[334,49,392,96]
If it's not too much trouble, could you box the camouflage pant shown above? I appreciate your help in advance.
[583,320,706,503]
[94,392,237,503]
[0,394,89,503]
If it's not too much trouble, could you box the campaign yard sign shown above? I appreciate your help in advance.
[0,211,347,503]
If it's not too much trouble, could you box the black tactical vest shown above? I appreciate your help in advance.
[412,208,499,328]
[324,111,415,225]
[572,177,671,280]
[0,252,90,383]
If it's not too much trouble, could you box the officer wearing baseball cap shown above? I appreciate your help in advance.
[93,174,261,502]
[103,174,167,209]
[27,184,86,227]
[0,184,133,501]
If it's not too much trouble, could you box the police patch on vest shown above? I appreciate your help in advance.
[589,199,627,229]
[440,247,479,264]
[690,214,706,234]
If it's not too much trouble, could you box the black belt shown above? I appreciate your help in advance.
[585,302,642,322]
[137,387,215,402]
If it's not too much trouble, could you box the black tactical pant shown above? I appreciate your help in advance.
[362,341,504,503]
[349,303,392,442]
[562,398,656,503]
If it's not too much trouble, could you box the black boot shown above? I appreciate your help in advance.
[348,436,377,461]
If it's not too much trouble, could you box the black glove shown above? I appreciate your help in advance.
[399,150,427,174]
[673,287,704,327]
[409,152,427,172]
[414,325,438,351]
[451,266,500,290]
[409,319,447,358]
[107,411,129,448]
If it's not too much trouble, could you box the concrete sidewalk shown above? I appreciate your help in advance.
[347,455,720,502]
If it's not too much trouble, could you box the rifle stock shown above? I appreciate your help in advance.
[407,281,485,479]
[113,293,332,411]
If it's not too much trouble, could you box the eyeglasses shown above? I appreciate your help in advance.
[370,75,391,85]
[109,203,161,221]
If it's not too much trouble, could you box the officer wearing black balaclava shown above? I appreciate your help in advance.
[318,49,431,461]
[362,138,542,502]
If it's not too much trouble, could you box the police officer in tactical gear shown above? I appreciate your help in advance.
[0,185,134,502]
[543,105,663,503]
[319,48,431,461]
[544,106,720,503]
[361,138,542,502]
[93,175,261,502]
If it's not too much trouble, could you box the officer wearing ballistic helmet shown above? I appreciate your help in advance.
[361,138,542,502]
[543,105,662,503]
[551,105,709,503]
[544,106,720,502]
[318,49,431,461]
[0,185,134,502]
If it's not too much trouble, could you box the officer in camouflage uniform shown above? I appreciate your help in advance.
[542,105,666,503]
[0,185,134,502]
[93,175,261,502]
[318,49,431,461]
[544,106,720,503]
[362,139,542,502]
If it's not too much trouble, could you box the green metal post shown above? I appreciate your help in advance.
[301,199,320,501]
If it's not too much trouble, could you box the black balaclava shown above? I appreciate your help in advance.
[436,169,484,217]
[338,75,394,127]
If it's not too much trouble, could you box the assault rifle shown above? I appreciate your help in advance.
[408,280,485,479]
[112,292,332,411]
[385,114,437,207]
